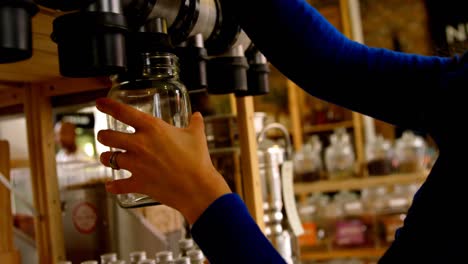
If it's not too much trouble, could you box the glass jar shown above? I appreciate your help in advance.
[298,193,330,251]
[394,131,427,173]
[332,191,373,249]
[365,135,393,176]
[361,187,388,247]
[376,185,411,246]
[325,128,356,180]
[107,50,191,208]
[293,136,323,182]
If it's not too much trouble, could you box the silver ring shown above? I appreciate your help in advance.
[109,151,122,170]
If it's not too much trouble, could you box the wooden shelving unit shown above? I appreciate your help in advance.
[303,120,355,134]
[301,248,387,261]
[294,171,428,195]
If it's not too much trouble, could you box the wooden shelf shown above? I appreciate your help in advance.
[303,120,354,134]
[294,171,428,194]
[301,248,387,261]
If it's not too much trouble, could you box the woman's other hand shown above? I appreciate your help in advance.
[96,98,231,224]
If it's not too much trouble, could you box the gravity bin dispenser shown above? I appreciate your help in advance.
[0,0,279,262]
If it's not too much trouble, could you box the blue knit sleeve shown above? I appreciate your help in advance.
[221,0,457,132]
[191,194,286,264]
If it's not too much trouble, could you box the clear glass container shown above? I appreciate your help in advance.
[394,131,427,173]
[361,187,388,247]
[298,193,330,251]
[107,51,191,208]
[156,251,174,264]
[325,128,356,180]
[377,185,411,246]
[293,136,323,182]
[130,251,147,264]
[187,249,205,264]
[332,191,373,249]
[101,253,118,264]
[365,135,393,176]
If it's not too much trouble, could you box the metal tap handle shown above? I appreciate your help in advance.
[257,122,293,160]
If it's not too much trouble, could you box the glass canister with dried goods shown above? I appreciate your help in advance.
[325,128,356,180]
[394,131,427,173]
[332,191,374,249]
[293,136,323,182]
[107,18,191,208]
[365,135,394,176]
[298,193,330,251]
[376,185,411,246]
[361,187,388,247]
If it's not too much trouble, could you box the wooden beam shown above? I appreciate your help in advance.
[287,80,304,151]
[352,112,365,174]
[41,77,111,97]
[0,83,25,108]
[24,84,65,263]
[0,141,21,264]
[235,96,265,231]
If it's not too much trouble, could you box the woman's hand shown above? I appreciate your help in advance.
[96,98,231,224]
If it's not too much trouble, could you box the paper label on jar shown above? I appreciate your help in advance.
[282,160,304,236]
[335,219,366,246]
[299,222,318,246]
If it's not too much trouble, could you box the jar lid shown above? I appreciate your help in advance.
[156,251,173,262]
[178,238,194,250]
[174,257,190,264]
[187,249,205,261]
[130,251,147,261]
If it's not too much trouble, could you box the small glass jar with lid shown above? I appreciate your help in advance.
[107,18,191,208]
[394,131,427,173]
[298,193,330,251]
[366,135,394,176]
[376,185,412,246]
[332,191,374,249]
[325,128,356,180]
[293,135,323,182]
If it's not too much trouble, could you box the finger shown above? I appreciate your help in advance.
[96,98,151,131]
[188,112,205,132]
[105,178,140,194]
[97,129,136,150]
[100,151,135,171]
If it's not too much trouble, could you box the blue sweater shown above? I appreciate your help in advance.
[192,0,468,263]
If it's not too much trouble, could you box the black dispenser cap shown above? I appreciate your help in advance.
[0,0,39,63]
[52,11,129,77]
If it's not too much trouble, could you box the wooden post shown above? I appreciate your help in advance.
[24,84,65,263]
[0,141,21,264]
[235,96,265,231]
[287,80,304,151]
[340,0,366,175]
[352,112,365,175]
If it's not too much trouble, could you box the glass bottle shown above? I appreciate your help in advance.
[107,19,191,208]
[394,131,427,173]
[187,249,205,264]
[293,136,323,182]
[156,251,174,264]
[366,135,393,176]
[137,260,156,264]
[178,238,194,257]
[101,253,118,264]
[130,251,147,264]
[325,128,356,180]
[174,257,190,264]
